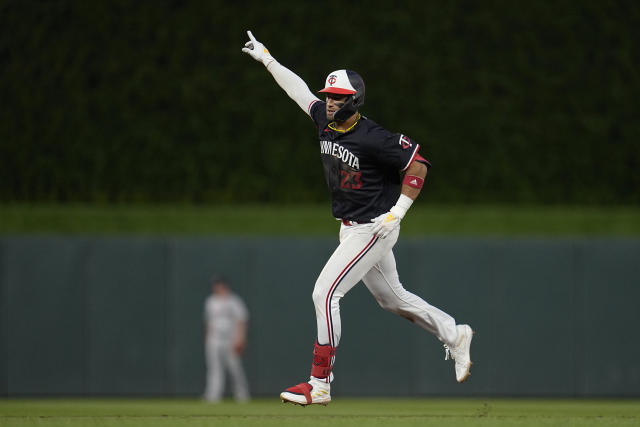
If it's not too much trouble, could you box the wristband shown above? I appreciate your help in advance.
[390,194,414,219]
[263,55,275,69]
[403,174,424,189]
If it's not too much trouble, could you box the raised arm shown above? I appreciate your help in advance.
[242,30,320,116]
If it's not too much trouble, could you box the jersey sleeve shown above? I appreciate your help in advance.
[379,133,424,171]
[266,60,321,117]
[309,100,328,127]
[233,296,249,322]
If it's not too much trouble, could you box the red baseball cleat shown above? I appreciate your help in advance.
[280,378,331,406]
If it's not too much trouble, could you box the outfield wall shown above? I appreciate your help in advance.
[1,236,639,397]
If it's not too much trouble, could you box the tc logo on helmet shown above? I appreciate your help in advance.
[328,75,337,85]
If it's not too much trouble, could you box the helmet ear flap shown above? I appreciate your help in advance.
[352,92,363,108]
[346,70,365,108]
[332,95,357,122]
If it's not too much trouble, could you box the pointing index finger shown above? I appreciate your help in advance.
[247,30,257,42]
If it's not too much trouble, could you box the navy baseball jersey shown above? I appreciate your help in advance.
[309,101,431,222]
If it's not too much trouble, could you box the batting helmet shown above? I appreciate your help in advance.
[318,69,365,122]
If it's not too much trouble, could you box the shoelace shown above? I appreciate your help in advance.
[443,344,453,361]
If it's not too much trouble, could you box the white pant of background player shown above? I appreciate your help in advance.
[204,339,250,402]
[314,221,458,355]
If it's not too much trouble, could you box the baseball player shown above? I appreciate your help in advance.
[242,30,473,406]
[203,276,250,403]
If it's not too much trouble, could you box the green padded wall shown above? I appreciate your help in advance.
[1,236,638,396]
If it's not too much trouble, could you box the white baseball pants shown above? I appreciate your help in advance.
[312,222,458,352]
[204,340,250,402]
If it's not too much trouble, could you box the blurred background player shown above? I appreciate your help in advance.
[203,276,250,403]
[242,31,473,406]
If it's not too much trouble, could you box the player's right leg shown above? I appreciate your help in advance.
[204,341,225,402]
[312,224,397,347]
[361,250,474,382]
[281,223,396,406]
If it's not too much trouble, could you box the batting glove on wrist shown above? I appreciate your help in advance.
[371,207,404,238]
[241,30,275,67]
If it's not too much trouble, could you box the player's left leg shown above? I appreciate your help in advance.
[361,250,474,382]
[362,250,458,343]
[224,347,250,402]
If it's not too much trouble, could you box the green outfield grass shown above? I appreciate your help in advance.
[1,204,639,236]
[1,398,639,426]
